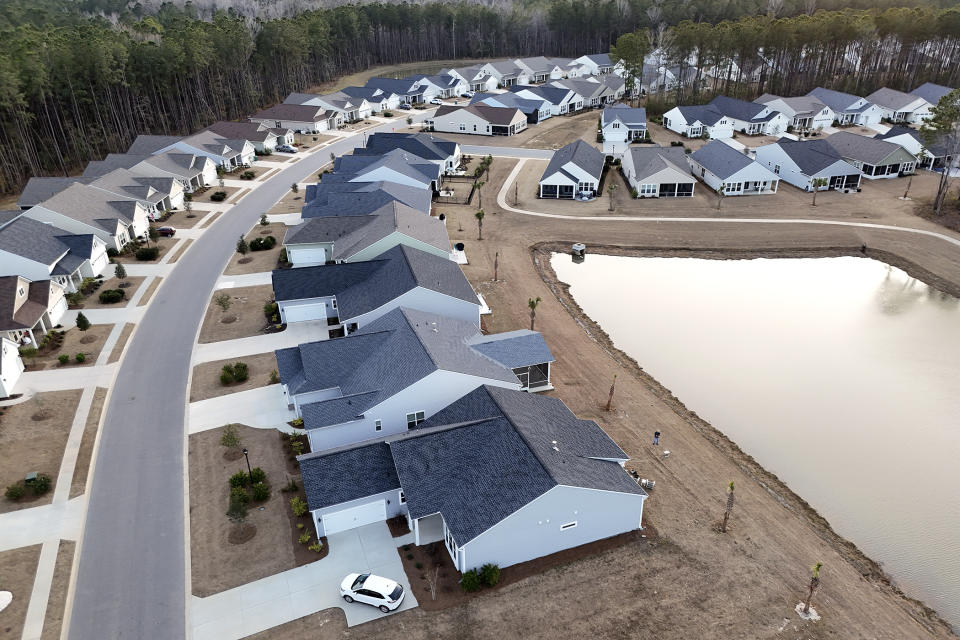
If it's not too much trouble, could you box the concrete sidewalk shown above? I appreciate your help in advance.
[188,385,296,434]
[191,321,328,364]
[216,271,272,289]
[190,522,417,640]
[0,497,86,552]
[17,365,117,393]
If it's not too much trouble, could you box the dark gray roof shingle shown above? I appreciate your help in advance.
[910,82,952,106]
[540,139,604,183]
[689,141,754,178]
[298,442,400,510]
[468,330,555,368]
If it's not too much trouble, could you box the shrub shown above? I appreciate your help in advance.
[58,354,69,365]
[460,569,482,592]
[18,346,37,358]
[631,188,639,198]
[251,482,270,501]
[249,466,266,484]
[249,235,276,251]
[290,183,299,193]
[135,247,159,261]
[308,542,324,553]
[220,367,234,385]
[296,522,305,530]
[281,479,299,493]
[215,293,231,312]
[66,292,83,306]
[5,483,25,500]
[269,369,280,384]
[75,353,86,363]
[290,496,308,517]
[264,302,279,323]
[76,312,91,331]
[114,263,127,280]
[278,248,288,264]
[298,532,312,544]
[230,486,250,504]
[220,361,248,383]
[479,563,500,587]
[220,424,241,449]
[415,562,423,569]
[106,247,119,258]
[98,289,126,304]
[32,474,51,495]
[229,471,249,488]
[289,418,304,427]
[240,170,255,180]
[290,441,304,456]
[210,191,227,202]
[236,236,249,255]
[406,553,414,560]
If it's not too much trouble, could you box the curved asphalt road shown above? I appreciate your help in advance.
[67,114,435,640]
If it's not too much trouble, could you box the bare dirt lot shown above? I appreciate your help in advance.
[223,223,288,275]
[188,424,312,597]
[22,324,113,370]
[198,285,275,344]
[429,109,600,150]
[0,545,41,640]
[190,352,279,402]
[0,389,83,514]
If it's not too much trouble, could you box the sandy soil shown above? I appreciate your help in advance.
[268,189,307,215]
[107,323,134,362]
[76,276,145,309]
[293,134,336,148]
[190,352,278,402]
[137,279,162,307]
[223,223,287,275]
[167,239,193,264]
[70,386,107,498]
[0,545,41,640]
[198,285,275,344]
[162,208,208,229]
[40,540,75,640]
[188,425,308,597]
[23,324,113,370]
[200,212,222,229]
[646,121,709,152]
[192,186,240,204]
[0,390,83,514]
[112,237,176,263]
[430,110,600,151]
[511,158,641,214]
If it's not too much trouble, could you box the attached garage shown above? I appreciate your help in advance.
[279,299,332,323]
[320,499,387,536]
[287,245,327,267]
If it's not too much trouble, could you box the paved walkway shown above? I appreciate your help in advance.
[192,321,328,364]
[17,365,117,393]
[0,497,86,552]
[188,385,296,434]
[462,144,554,160]
[215,271,272,289]
[191,522,417,640]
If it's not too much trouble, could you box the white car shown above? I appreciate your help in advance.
[429,97,443,105]
[339,573,405,612]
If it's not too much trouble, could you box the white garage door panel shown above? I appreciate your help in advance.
[290,246,326,266]
[322,500,386,535]
[282,302,326,323]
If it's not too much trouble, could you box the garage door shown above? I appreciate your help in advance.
[289,246,326,266]
[321,500,386,535]
[281,301,327,323]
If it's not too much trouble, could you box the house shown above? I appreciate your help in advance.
[754,94,835,131]
[479,61,529,87]
[301,182,432,219]
[707,95,789,136]
[0,336,24,399]
[865,87,932,124]
[363,78,426,105]
[275,307,554,450]
[549,78,614,107]
[429,105,527,137]
[573,53,615,75]
[298,385,646,572]
[356,133,461,174]
[443,66,499,94]
[551,57,592,79]
[878,125,950,168]
[290,91,373,122]
[753,139,862,192]
[823,131,918,179]
[662,104,733,139]
[807,88,883,126]
[251,102,337,133]
[0,217,109,292]
[18,178,92,210]
[339,86,401,113]
[21,168,181,220]
[407,74,467,99]
[639,63,680,95]
[128,131,256,169]
[509,85,584,116]
[470,93,552,124]
[0,275,67,347]
[688,141,780,195]
[332,149,441,192]
[513,57,564,83]
[601,104,647,155]
[910,82,952,107]
[538,140,604,199]
[621,146,695,198]
[24,183,150,251]
[272,245,479,332]
[283,200,450,267]
[594,74,628,101]
[205,121,292,153]
[83,152,218,193]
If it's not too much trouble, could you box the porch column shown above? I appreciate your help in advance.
[413,518,420,546]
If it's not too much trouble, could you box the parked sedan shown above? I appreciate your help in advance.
[156,227,176,237]
[429,97,443,105]
[339,573,404,613]
[276,144,297,153]
[399,103,412,110]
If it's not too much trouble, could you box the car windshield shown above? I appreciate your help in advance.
[388,585,403,601]
[351,574,369,590]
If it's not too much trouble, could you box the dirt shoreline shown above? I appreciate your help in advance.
[534,241,955,636]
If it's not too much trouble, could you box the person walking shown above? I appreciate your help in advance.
[653,431,661,445]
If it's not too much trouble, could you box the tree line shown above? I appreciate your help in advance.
[2,0,960,194]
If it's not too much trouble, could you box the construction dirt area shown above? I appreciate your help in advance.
[257,152,960,640]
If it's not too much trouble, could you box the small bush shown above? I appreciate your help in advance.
[308,542,324,553]
[230,486,250,504]
[479,563,500,587]
[236,236,249,255]
[215,293,232,312]
[75,353,86,363]
[76,312,90,331]
[220,424,241,448]
[264,302,279,323]
[290,496,308,517]
[415,562,423,569]
[32,474,52,495]
[240,170,255,180]
[210,191,228,202]
[297,522,305,530]
[58,354,69,365]
[249,235,276,251]
[251,482,270,501]
[269,369,280,384]
[98,289,126,304]
[298,532,312,544]
[249,466,266,484]
[232,362,249,382]
[19,346,37,358]
[5,483,25,500]
[289,417,304,427]
[383,111,393,117]
[260,214,268,226]
[66,292,83,306]
[281,479,299,493]
[460,569,482,592]
[631,188,639,198]
[135,247,159,261]
[229,471,249,488]
[220,368,234,385]
[406,553,414,560]
[106,247,119,258]
[291,441,304,456]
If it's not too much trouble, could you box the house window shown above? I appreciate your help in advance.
[578,182,595,192]
[459,124,466,131]
[17,287,24,296]
[560,521,578,531]
[639,184,657,196]
[612,122,620,129]
[331,299,337,309]
[406,411,425,430]
[774,164,781,175]
[375,420,382,431]
[399,491,406,504]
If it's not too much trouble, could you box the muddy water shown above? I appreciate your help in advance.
[552,253,960,628]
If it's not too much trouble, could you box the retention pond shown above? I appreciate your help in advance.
[552,253,960,628]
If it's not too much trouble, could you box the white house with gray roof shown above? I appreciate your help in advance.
[688,141,780,195]
[272,244,479,332]
[83,151,217,193]
[910,82,952,107]
[283,200,450,267]
[509,85,584,116]
[662,104,733,139]
[707,96,789,136]
[823,131,918,179]
[0,216,109,292]
[297,386,646,568]
[275,307,554,451]
[601,103,647,155]
[807,87,882,126]
[878,125,951,168]
[252,101,338,132]
[539,140,604,199]
[513,57,564,83]
[356,133,461,174]
[205,120,293,153]
[573,53,616,75]
[754,94,835,131]
[1,335,24,398]
[621,146,695,198]
[339,86,402,113]
[332,149,441,191]
[128,131,255,169]
[865,87,932,124]
[479,61,529,87]
[754,139,862,192]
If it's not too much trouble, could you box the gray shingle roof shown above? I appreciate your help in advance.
[392,386,644,544]
[754,94,828,117]
[508,85,575,107]
[357,133,458,163]
[298,442,400,510]
[709,95,774,122]
[205,121,277,143]
[433,104,524,126]
[19,177,93,208]
[127,135,182,155]
[807,87,866,112]
[471,93,548,116]
[878,125,948,156]
[825,131,913,165]
[333,150,439,186]
[773,139,850,175]
[866,87,924,111]
[911,82,952,106]
[28,183,139,233]
[301,182,432,218]
[675,104,725,127]
[365,77,422,96]
[689,141,755,179]
[252,103,332,123]
[583,53,612,67]
[541,139,604,183]
[602,103,647,128]
[625,146,692,182]
[0,217,70,265]
[467,330,554,368]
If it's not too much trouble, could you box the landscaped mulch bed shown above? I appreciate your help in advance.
[76,276,145,309]
[387,515,411,538]
[189,352,279,402]
[191,186,240,204]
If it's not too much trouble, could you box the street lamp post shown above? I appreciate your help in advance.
[242,447,253,484]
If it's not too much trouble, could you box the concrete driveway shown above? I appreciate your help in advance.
[191,522,417,640]
[188,385,296,434]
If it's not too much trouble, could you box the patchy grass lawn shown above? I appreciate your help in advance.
[76,276,145,309]
[22,324,113,370]
[161,208,209,229]
[0,545,41,640]
[0,390,83,514]
[198,285,275,344]
[223,223,287,275]
[188,424,316,597]
[70,386,107,498]
[267,188,306,215]
[192,186,241,204]
[190,352,279,402]
[41,540,75,640]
